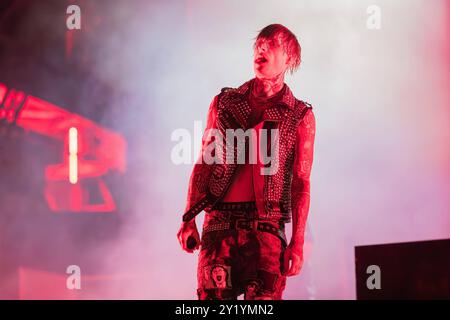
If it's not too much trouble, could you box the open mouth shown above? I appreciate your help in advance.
[255,57,267,64]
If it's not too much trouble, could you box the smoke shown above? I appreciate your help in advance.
[0,0,449,299]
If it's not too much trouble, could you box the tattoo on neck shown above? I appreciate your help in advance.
[253,73,285,99]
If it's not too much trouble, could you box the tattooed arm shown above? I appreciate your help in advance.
[283,108,316,276]
[178,96,218,253]
[184,95,218,212]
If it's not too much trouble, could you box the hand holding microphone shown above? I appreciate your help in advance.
[177,220,200,253]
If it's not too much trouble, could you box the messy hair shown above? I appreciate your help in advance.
[254,24,301,74]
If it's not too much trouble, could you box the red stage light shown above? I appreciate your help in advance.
[0,82,126,213]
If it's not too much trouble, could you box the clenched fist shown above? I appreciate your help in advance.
[177,220,201,253]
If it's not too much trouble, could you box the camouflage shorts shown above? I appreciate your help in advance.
[197,210,287,300]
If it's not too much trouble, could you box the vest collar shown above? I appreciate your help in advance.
[236,78,296,109]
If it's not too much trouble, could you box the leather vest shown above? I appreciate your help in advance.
[183,79,311,223]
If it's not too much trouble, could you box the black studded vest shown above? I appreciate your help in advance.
[183,79,311,223]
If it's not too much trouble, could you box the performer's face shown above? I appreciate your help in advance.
[253,35,290,79]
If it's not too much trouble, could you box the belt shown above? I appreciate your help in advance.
[211,201,257,211]
[203,217,287,246]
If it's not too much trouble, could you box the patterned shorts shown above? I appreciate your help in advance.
[197,210,287,300]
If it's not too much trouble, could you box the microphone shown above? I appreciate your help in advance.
[187,236,198,250]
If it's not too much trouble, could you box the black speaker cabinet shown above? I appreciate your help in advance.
[355,239,450,299]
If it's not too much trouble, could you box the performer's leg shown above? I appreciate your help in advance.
[240,228,287,300]
[196,229,239,300]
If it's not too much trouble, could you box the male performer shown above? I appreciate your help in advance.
[177,24,316,300]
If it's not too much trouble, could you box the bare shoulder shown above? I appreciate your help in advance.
[301,108,315,128]
[294,99,315,127]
